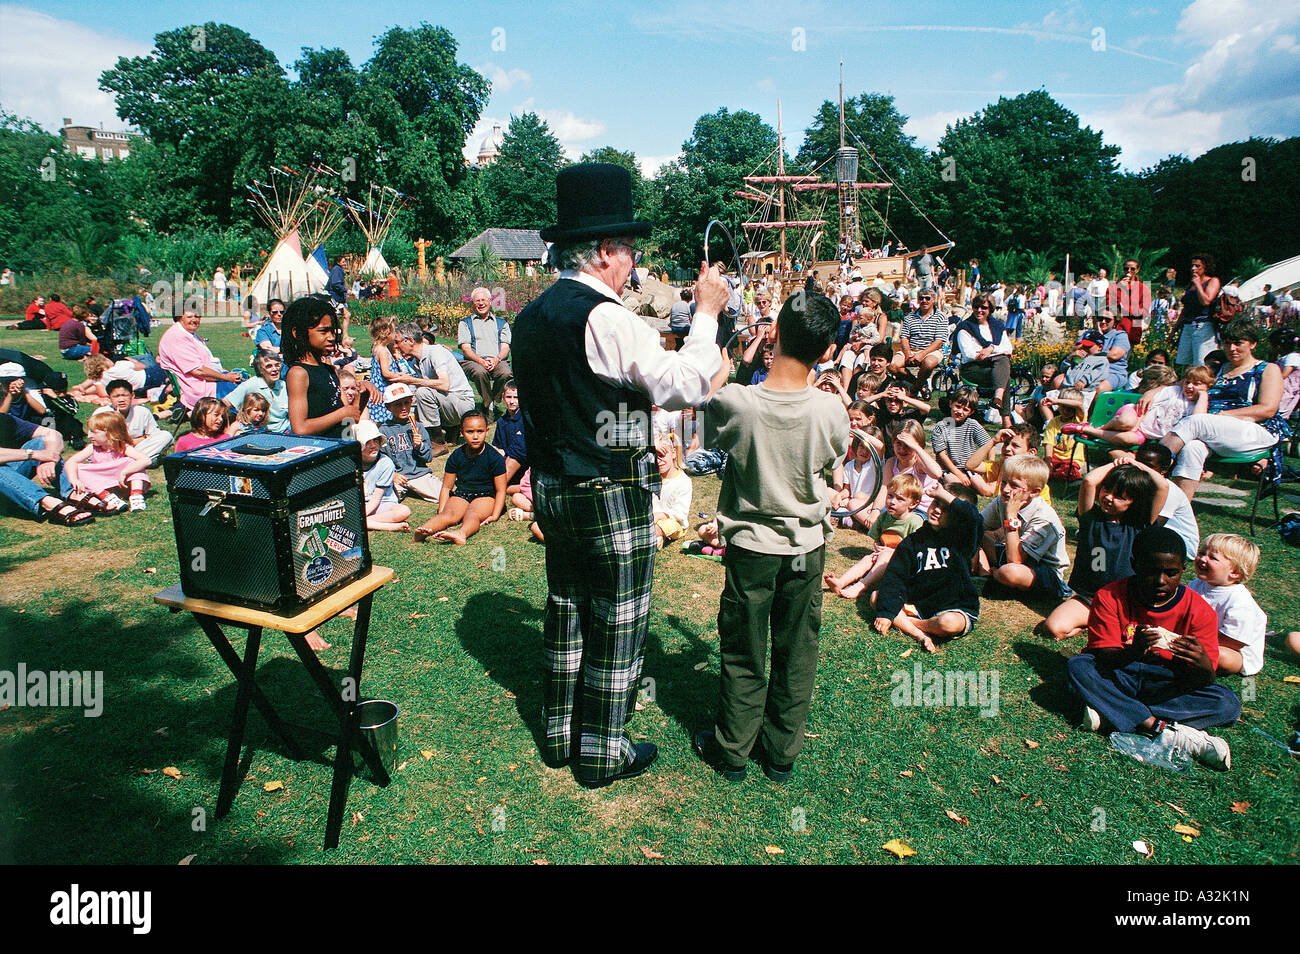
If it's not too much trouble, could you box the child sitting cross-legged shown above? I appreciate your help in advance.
[831,428,884,529]
[871,482,983,652]
[1188,533,1267,677]
[355,420,411,532]
[65,407,152,513]
[824,472,924,599]
[1065,526,1239,770]
[377,383,443,503]
[1064,364,1212,453]
[976,454,1071,603]
[930,385,990,488]
[965,423,1048,502]
[867,420,942,525]
[413,408,506,544]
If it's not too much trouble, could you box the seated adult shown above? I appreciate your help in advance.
[0,384,89,525]
[253,299,284,368]
[156,309,243,410]
[1093,311,1131,393]
[395,321,475,445]
[9,296,46,330]
[0,362,49,424]
[42,295,74,330]
[1161,319,1288,501]
[889,289,948,392]
[58,305,100,360]
[223,353,289,433]
[457,286,512,415]
[954,293,1014,428]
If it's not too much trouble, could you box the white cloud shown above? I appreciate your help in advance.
[638,153,682,178]
[461,104,607,164]
[0,5,151,133]
[904,110,965,150]
[475,61,532,95]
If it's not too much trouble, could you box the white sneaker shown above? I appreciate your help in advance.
[1082,706,1102,732]
[1161,723,1231,771]
[129,496,146,512]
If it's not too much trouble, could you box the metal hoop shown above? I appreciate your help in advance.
[703,219,745,289]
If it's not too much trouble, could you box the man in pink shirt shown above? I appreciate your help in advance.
[157,310,243,408]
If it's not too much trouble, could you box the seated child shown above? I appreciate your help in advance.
[872,482,983,652]
[356,419,411,532]
[106,378,171,466]
[331,335,360,371]
[491,382,527,490]
[229,392,270,436]
[652,432,692,548]
[1041,456,1165,640]
[1188,533,1267,677]
[413,408,506,544]
[965,423,1049,502]
[930,385,990,487]
[1065,365,1211,449]
[1134,443,1199,559]
[825,473,924,598]
[1018,363,1057,427]
[70,354,113,404]
[1065,526,1239,770]
[1042,387,1086,482]
[976,454,1071,601]
[832,428,884,528]
[65,406,152,513]
[852,371,884,406]
[175,397,231,453]
[378,383,443,502]
[749,342,775,385]
[870,419,942,521]
[846,399,872,436]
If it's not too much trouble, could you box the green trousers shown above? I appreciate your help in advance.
[714,544,825,768]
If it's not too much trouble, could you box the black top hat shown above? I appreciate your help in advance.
[539,163,652,243]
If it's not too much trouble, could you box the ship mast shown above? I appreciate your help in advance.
[835,58,860,261]
[777,99,786,271]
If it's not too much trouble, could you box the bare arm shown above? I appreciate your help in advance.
[1221,362,1281,422]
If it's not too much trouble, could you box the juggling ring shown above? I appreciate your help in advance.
[703,219,745,290]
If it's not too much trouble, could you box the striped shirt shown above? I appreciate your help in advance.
[901,309,950,350]
[930,417,990,470]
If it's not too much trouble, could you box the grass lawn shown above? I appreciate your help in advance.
[1,319,1297,865]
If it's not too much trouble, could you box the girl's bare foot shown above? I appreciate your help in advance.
[839,581,865,599]
[340,605,359,621]
[396,521,410,532]
[823,571,841,593]
[305,630,331,651]
[434,530,465,545]
[413,525,436,542]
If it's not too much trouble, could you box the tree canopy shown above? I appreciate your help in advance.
[480,113,567,230]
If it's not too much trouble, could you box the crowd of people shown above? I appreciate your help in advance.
[3,163,1298,786]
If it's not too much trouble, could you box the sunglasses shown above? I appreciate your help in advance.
[269,310,284,315]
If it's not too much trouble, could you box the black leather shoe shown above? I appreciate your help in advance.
[753,740,794,783]
[693,730,746,782]
[578,742,658,789]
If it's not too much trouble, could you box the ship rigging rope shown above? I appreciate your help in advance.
[844,123,953,247]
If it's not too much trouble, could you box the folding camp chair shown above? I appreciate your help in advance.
[1205,447,1279,537]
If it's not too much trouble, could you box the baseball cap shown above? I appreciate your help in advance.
[0,362,25,378]
[382,383,415,404]
[1076,330,1104,347]
[355,420,382,445]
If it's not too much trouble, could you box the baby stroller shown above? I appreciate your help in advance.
[99,296,153,360]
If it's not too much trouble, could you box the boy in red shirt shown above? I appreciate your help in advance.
[1065,526,1239,770]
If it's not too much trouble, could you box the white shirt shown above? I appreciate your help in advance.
[568,269,721,411]
[652,468,693,525]
[123,404,160,441]
[1187,579,1267,676]
[1139,384,1194,439]
[957,325,1013,362]
[842,456,877,497]
[108,359,147,392]
[1158,483,1199,559]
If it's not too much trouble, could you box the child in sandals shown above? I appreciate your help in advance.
[65,407,151,513]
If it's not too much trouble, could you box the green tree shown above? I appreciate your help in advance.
[480,112,567,230]
[651,108,778,268]
[934,91,1126,266]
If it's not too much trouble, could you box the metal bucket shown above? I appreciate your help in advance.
[352,699,399,783]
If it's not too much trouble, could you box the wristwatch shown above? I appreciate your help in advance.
[1003,517,1023,532]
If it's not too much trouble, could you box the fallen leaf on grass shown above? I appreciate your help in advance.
[1166,803,1188,817]
[262,780,283,793]
[161,766,182,779]
[504,691,516,699]
[396,761,408,771]
[421,750,434,759]
[944,809,970,826]
[899,770,913,778]
[1132,840,1153,858]
[409,613,428,619]
[637,845,665,860]
[804,733,821,739]
[990,774,1002,785]
[140,768,156,775]
[1023,739,1040,749]
[177,855,195,865]
[438,597,450,603]
[351,812,364,824]
[1172,823,1200,838]
[256,811,266,817]
[1230,801,1251,814]
[900,648,913,658]
[532,859,550,865]
[882,839,916,859]
[144,567,157,575]
[693,661,710,671]
[764,845,785,855]
[1283,675,1300,684]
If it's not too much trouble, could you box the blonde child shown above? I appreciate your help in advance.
[70,354,114,404]
[965,424,1049,502]
[65,407,152,513]
[1188,534,1267,676]
[825,473,924,598]
[231,392,271,435]
[355,420,411,532]
[832,429,883,529]
[413,408,506,544]
[975,454,1071,602]
[867,419,942,524]
[651,432,692,548]
[1065,365,1212,450]
[1043,386,1086,482]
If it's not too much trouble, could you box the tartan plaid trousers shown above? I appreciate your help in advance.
[532,470,656,785]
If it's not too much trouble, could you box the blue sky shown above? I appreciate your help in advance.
[3,0,1298,172]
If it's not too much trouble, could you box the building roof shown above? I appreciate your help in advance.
[450,228,547,261]
[477,123,504,163]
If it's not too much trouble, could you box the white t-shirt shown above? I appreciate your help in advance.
[1138,384,1194,439]
[1157,483,1199,559]
[108,359,147,392]
[652,469,692,525]
[841,456,878,498]
[980,495,1069,577]
[1187,579,1267,676]
[652,407,682,439]
[123,404,160,441]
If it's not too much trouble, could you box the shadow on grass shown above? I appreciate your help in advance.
[455,591,546,752]
[0,600,370,864]
[1011,639,1077,723]
[643,612,718,741]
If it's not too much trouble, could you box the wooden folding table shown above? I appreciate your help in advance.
[155,565,395,850]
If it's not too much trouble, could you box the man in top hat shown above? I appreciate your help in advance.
[513,163,730,788]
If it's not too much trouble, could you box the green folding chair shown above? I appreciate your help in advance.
[1205,446,1279,536]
